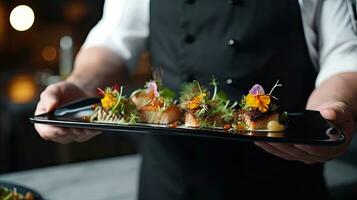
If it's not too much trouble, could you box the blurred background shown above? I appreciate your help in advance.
[0,0,356,199]
[0,0,151,174]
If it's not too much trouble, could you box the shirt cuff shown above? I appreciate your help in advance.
[316,43,357,86]
[81,28,142,73]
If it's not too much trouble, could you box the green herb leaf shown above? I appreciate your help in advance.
[159,87,176,99]
[216,91,228,101]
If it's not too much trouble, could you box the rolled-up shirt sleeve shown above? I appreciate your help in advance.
[316,0,357,86]
[81,0,149,72]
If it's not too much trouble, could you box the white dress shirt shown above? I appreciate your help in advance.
[82,0,357,87]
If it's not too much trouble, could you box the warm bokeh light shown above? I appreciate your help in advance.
[42,46,57,61]
[9,5,35,31]
[64,1,88,22]
[0,3,6,47]
[8,75,37,104]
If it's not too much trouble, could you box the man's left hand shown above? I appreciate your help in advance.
[255,101,355,164]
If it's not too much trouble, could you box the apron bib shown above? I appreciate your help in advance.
[139,0,326,199]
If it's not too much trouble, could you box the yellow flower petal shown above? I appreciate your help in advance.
[101,93,117,109]
[257,95,270,112]
[245,94,259,107]
[245,94,271,112]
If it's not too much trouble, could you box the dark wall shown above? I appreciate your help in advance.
[0,0,148,174]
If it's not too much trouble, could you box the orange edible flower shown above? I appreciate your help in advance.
[186,93,206,110]
[101,93,117,109]
[245,94,271,112]
[141,98,163,111]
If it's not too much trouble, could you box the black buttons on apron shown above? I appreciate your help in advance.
[226,78,233,85]
[227,39,239,48]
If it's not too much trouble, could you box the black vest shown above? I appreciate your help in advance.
[139,0,326,199]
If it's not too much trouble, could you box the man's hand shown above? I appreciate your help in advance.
[255,101,354,164]
[34,47,129,144]
[255,72,357,164]
[34,81,101,144]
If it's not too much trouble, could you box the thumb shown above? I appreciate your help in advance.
[35,85,62,114]
[318,102,349,124]
[319,102,354,140]
[320,108,339,122]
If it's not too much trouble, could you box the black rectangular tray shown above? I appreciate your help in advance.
[29,98,345,146]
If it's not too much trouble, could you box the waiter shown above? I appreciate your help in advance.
[35,0,357,199]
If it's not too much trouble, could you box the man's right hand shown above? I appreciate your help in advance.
[34,81,101,144]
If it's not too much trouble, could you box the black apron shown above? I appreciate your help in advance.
[139,0,327,199]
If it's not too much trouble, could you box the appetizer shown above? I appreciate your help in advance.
[179,78,236,128]
[90,84,139,124]
[130,80,181,124]
[0,186,35,200]
[234,81,285,132]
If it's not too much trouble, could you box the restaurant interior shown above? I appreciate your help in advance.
[0,0,357,199]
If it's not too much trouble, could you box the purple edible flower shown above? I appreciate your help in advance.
[146,81,160,97]
[249,84,265,95]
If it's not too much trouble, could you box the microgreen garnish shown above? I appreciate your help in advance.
[112,85,124,111]
[268,80,282,99]
[180,79,237,128]
[210,76,218,100]
[92,84,139,124]
[127,112,140,124]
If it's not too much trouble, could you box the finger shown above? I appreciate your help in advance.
[303,102,353,161]
[78,129,101,142]
[34,100,47,115]
[52,136,74,144]
[71,129,90,142]
[73,134,94,142]
[83,129,102,138]
[320,106,353,132]
[70,128,86,137]
[38,85,62,113]
[255,142,295,161]
[70,128,101,137]
[35,124,77,144]
[268,143,327,163]
[51,129,77,144]
[35,124,62,140]
[320,108,338,121]
[255,142,315,164]
[35,124,74,141]
[71,129,101,142]
[294,144,341,159]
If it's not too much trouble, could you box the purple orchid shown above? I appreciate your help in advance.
[249,84,265,95]
[146,81,160,97]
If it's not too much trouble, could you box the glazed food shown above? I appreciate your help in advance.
[89,84,139,124]
[234,81,285,132]
[0,186,35,200]
[130,80,181,124]
[88,78,286,136]
[179,78,236,128]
